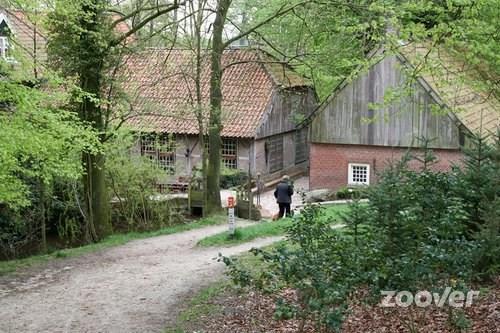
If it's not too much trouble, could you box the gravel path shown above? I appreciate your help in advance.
[0,222,282,333]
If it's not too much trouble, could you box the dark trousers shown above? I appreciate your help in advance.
[278,203,291,218]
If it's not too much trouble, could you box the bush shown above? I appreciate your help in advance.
[105,131,184,232]
[220,168,249,189]
[222,135,499,331]
[336,186,368,199]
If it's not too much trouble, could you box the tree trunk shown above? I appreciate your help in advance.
[39,180,47,254]
[80,72,111,241]
[194,0,208,216]
[83,151,111,241]
[77,2,112,241]
[206,0,231,214]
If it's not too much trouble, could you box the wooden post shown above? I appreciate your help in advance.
[227,196,235,235]
[248,148,252,220]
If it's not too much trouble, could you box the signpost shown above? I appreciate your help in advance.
[227,196,235,235]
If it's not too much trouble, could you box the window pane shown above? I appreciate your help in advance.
[141,134,156,154]
[141,133,176,175]
[158,154,175,175]
[222,138,237,169]
[158,134,176,153]
[348,164,369,185]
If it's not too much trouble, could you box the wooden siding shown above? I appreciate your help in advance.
[310,55,460,149]
[295,127,308,164]
[256,87,316,139]
[267,135,284,173]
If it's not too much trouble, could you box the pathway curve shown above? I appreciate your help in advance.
[0,222,282,333]
[258,176,309,217]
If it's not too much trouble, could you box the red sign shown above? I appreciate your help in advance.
[227,196,235,208]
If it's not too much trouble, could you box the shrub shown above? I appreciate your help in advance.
[105,131,184,232]
[220,167,248,189]
[222,137,499,331]
[336,186,368,200]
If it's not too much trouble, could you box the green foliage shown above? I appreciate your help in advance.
[0,77,97,208]
[46,0,117,77]
[105,130,184,232]
[222,204,361,330]
[336,186,368,200]
[238,0,386,98]
[237,0,499,100]
[466,132,500,278]
[0,61,98,258]
[198,205,347,247]
[222,139,499,331]
[448,309,472,332]
[198,218,291,247]
[452,133,497,228]
[219,167,248,189]
[398,0,500,89]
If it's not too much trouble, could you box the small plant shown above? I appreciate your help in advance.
[221,138,499,332]
[220,167,248,189]
[226,228,243,241]
[336,186,367,200]
[448,308,472,332]
[274,298,296,320]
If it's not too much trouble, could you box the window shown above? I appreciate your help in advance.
[222,138,237,169]
[158,134,176,174]
[0,17,12,61]
[140,133,176,175]
[158,154,175,174]
[267,135,283,173]
[295,128,308,164]
[348,163,370,185]
[141,135,156,154]
[0,36,9,59]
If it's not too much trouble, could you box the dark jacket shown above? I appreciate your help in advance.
[274,181,293,204]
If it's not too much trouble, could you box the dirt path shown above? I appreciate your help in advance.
[0,222,282,333]
[258,176,309,217]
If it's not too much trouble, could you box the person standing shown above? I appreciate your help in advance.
[274,175,294,218]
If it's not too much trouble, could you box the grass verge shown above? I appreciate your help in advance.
[0,215,226,276]
[165,242,279,333]
[164,281,231,333]
[197,204,349,247]
[197,218,292,247]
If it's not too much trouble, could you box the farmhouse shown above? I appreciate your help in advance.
[308,45,499,191]
[121,48,316,186]
[0,8,46,74]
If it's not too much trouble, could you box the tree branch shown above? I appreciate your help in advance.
[110,0,183,47]
[110,3,178,29]
[223,0,311,48]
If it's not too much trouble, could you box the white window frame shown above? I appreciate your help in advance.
[140,133,176,175]
[221,138,238,169]
[0,36,9,59]
[348,163,370,185]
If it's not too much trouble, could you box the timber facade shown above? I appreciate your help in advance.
[122,48,317,185]
[308,47,499,191]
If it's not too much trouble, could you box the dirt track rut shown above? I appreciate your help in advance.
[0,222,282,333]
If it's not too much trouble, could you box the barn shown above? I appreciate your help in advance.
[308,45,499,191]
[0,8,46,74]
[121,48,317,187]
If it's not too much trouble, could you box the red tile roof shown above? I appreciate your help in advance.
[120,48,309,137]
[1,9,47,64]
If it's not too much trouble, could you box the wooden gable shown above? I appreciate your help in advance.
[310,54,461,149]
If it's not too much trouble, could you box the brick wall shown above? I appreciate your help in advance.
[310,143,464,191]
